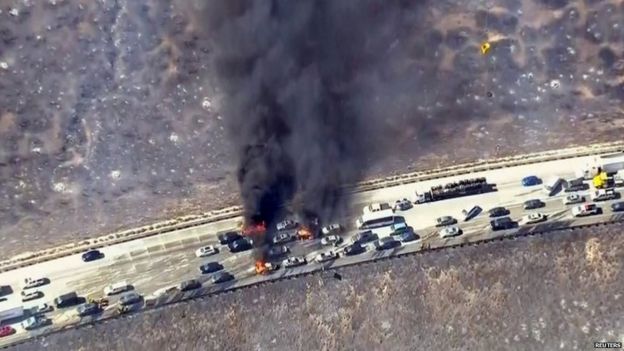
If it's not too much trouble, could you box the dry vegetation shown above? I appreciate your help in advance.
[14,223,624,351]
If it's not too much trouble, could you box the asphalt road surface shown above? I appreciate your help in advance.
[0,153,623,346]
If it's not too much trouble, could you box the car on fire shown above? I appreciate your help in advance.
[321,224,342,236]
[194,245,219,258]
[272,232,294,245]
[199,262,224,274]
[276,219,297,231]
[282,256,307,268]
[321,235,343,246]
[255,262,279,275]
[315,251,339,263]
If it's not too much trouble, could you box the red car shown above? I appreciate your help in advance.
[0,325,15,337]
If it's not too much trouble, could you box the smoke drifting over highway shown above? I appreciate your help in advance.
[206,1,426,224]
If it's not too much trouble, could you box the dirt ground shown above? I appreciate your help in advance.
[1,0,624,258]
[12,222,624,351]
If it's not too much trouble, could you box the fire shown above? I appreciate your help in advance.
[255,260,267,275]
[243,221,267,236]
[297,225,313,240]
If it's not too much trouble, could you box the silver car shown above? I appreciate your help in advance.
[321,235,343,246]
[21,290,43,302]
[282,256,307,268]
[563,194,584,205]
[439,226,461,238]
[315,251,338,263]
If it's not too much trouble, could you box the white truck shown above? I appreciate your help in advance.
[577,153,624,179]
[614,170,624,186]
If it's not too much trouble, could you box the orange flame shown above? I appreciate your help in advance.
[255,260,267,275]
[243,221,267,236]
[297,225,313,240]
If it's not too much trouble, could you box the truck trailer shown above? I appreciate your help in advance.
[577,153,624,179]
[0,306,24,323]
[414,177,493,204]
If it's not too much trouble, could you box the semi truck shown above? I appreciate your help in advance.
[577,153,624,179]
[414,177,493,204]
[0,306,24,323]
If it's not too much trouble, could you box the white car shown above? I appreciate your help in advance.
[276,220,297,231]
[321,224,342,236]
[315,251,338,263]
[32,303,53,315]
[21,290,43,302]
[282,256,307,268]
[563,194,584,205]
[23,277,47,290]
[591,189,618,202]
[439,226,461,238]
[195,245,218,258]
[571,204,600,217]
[104,281,131,296]
[523,212,547,224]
[320,235,343,246]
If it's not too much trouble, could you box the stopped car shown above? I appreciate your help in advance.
[194,245,218,258]
[32,303,54,315]
[612,202,624,212]
[343,243,366,256]
[179,279,202,292]
[119,291,142,306]
[21,316,50,330]
[21,290,43,302]
[351,230,378,245]
[76,303,100,317]
[374,237,400,251]
[211,271,234,284]
[0,326,16,338]
[81,249,103,262]
[321,224,343,236]
[321,235,343,246]
[462,205,482,222]
[591,189,618,202]
[523,213,547,224]
[563,194,584,205]
[283,256,307,268]
[439,226,461,238]
[571,204,600,217]
[272,232,294,245]
[490,217,515,231]
[315,251,339,263]
[276,219,297,231]
[523,199,545,210]
[488,207,509,218]
[395,230,418,243]
[217,231,242,245]
[199,262,224,274]
[266,245,289,259]
[104,281,131,296]
[390,222,409,235]
[564,178,587,192]
[394,198,412,211]
[54,292,80,308]
[522,175,541,186]
[23,277,48,290]
[435,216,457,227]
[228,237,253,253]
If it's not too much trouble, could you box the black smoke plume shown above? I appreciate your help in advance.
[204,1,425,226]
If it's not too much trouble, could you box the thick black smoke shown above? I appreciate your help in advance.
[205,1,427,225]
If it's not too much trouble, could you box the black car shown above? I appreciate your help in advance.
[435,216,457,227]
[180,279,202,292]
[212,272,234,284]
[266,245,289,259]
[228,238,253,253]
[81,249,103,262]
[351,230,377,245]
[76,303,100,317]
[612,202,624,212]
[218,231,242,245]
[199,262,224,274]
[343,243,365,256]
[54,292,80,308]
[523,199,545,210]
[488,207,509,218]
[490,217,515,231]
[373,237,400,251]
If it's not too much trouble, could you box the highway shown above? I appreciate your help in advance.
[0,153,623,347]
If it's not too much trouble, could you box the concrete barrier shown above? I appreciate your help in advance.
[1,141,623,273]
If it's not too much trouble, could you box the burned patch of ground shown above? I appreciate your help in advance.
[15,223,624,351]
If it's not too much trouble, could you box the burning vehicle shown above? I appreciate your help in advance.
[255,261,279,275]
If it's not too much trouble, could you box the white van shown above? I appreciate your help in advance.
[103,281,131,296]
[544,177,564,196]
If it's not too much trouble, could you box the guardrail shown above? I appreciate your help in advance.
[1,141,623,273]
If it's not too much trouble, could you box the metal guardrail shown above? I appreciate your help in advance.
[1,141,623,273]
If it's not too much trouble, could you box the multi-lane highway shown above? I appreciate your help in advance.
[0,153,623,347]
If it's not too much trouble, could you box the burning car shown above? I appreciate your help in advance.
[296,225,315,240]
[255,261,279,275]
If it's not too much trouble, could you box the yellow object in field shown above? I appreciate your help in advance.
[593,173,606,188]
[480,42,491,55]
